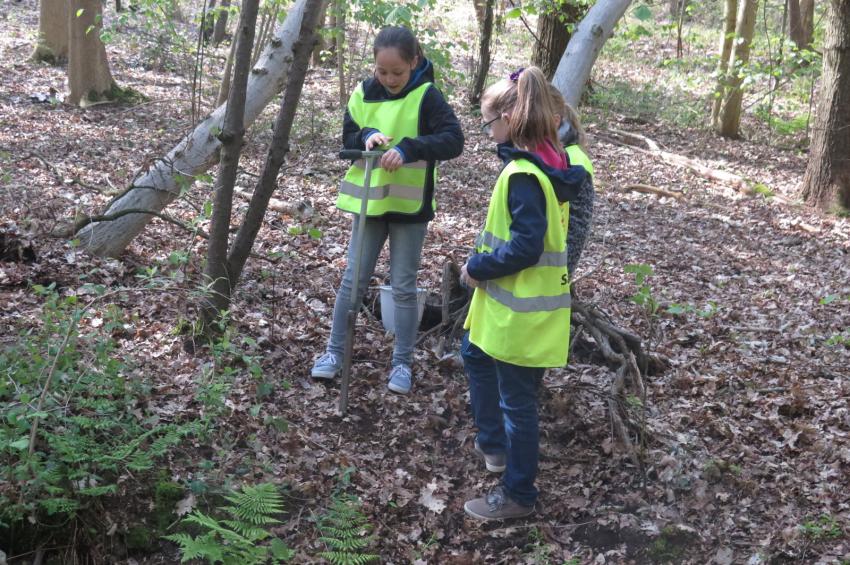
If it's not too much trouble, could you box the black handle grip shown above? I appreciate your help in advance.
[339,149,362,160]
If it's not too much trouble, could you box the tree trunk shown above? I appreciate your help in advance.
[532,1,585,80]
[473,0,487,26]
[801,0,850,211]
[789,0,815,50]
[203,0,217,42]
[32,0,69,64]
[201,0,261,325]
[212,0,231,45]
[715,0,759,138]
[311,1,330,66]
[335,0,346,107]
[226,0,324,287]
[711,0,739,126]
[67,0,117,106]
[75,0,316,257]
[551,0,634,108]
[216,35,238,107]
[469,0,494,106]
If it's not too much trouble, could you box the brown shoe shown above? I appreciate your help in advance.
[464,486,534,521]
[474,438,506,473]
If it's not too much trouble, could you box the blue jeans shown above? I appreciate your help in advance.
[462,332,542,507]
[326,217,427,367]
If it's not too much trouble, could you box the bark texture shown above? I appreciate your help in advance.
[32,0,69,63]
[201,0,260,323]
[789,0,815,51]
[532,1,584,80]
[801,0,850,210]
[67,0,116,106]
[469,0,494,106]
[75,0,313,257]
[551,0,633,108]
[715,0,759,138]
[711,0,739,125]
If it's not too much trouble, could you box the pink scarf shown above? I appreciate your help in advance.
[533,139,568,170]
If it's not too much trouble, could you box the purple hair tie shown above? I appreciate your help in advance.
[509,67,525,82]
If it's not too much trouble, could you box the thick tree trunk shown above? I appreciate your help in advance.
[715,0,759,138]
[75,0,315,257]
[551,0,634,108]
[532,2,584,80]
[67,0,117,106]
[801,0,850,211]
[226,0,324,285]
[201,0,261,324]
[32,0,69,64]
[203,0,217,42]
[711,0,739,126]
[469,0,494,106]
[789,0,815,50]
[212,0,232,45]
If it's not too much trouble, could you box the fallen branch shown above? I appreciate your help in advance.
[624,183,685,201]
[233,187,313,218]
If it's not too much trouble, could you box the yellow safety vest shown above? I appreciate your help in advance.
[337,82,436,216]
[464,159,572,368]
[566,144,594,180]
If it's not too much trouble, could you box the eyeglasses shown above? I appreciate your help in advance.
[481,115,500,134]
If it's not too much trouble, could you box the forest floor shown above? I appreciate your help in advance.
[1,1,850,564]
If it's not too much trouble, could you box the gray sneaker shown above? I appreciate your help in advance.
[311,352,341,379]
[474,438,506,473]
[387,364,412,394]
[464,486,534,521]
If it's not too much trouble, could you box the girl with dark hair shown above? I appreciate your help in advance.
[310,26,464,396]
[460,66,588,520]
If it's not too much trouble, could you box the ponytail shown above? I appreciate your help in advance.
[546,83,587,151]
[481,66,560,151]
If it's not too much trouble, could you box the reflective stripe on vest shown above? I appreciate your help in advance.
[336,82,436,217]
[464,159,572,368]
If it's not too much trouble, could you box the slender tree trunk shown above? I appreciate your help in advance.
[551,0,634,108]
[226,0,324,285]
[715,0,760,138]
[532,1,585,80]
[67,0,117,106]
[32,0,69,64]
[469,0,494,106]
[711,0,739,126]
[801,0,850,211]
[203,0,217,42]
[216,36,238,107]
[212,0,231,45]
[201,0,261,325]
[335,0,346,107]
[311,1,330,66]
[75,0,316,257]
[789,0,815,50]
[473,0,487,25]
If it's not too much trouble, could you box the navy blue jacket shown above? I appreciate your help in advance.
[467,144,587,281]
[342,58,464,223]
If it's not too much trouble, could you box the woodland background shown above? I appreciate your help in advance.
[1,0,849,563]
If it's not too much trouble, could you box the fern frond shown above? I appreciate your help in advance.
[220,519,271,542]
[224,483,284,525]
[163,532,223,563]
[318,535,375,551]
[318,550,380,565]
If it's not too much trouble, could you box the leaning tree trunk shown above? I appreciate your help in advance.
[225,0,324,287]
[551,0,634,108]
[468,0,494,106]
[75,0,315,257]
[711,0,739,126]
[212,0,232,45]
[32,0,69,64]
[715,0,759,138]
[201,0,260,325]
[801,0,850,211]
[532,1,585,80]
[67,0,117,106]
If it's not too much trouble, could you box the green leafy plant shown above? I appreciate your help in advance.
[165,483,293,564]
[0,284,198,529]
[625,263,659,316]
[315,494,379,565]
[800,514,843,541]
